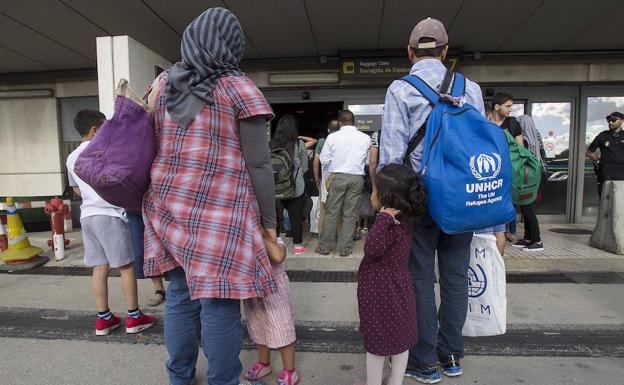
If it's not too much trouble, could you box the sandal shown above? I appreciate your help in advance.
[147,290,165,307]
[315,247,330,255]
[339,248,352,257]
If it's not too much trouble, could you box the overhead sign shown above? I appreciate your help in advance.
[354,114,381,132]
[342,57,460,79]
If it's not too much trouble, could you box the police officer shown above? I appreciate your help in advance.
[586,111,624,196]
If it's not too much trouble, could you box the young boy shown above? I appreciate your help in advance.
[66,109,156,336]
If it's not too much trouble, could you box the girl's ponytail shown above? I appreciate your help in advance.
[408,176,428,217]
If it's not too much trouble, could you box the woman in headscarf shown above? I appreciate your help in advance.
[142,8,277,385]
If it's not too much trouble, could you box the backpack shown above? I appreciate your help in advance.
[272,148,297,200]
[504,130,542,205]
[74,79,156,211]
[401,71,516,234]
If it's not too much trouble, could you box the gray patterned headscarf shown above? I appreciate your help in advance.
[166,8,245,129]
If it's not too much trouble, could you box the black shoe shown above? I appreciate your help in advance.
[524,242,544,251]
[512,238,531,248]
[439,354,462,377]
[353,232,362,241]
[404,363,441,383]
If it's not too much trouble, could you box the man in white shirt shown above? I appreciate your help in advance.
[317,110,371,256]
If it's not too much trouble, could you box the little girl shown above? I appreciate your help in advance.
[243,235,299,385]
[355,164,428,385]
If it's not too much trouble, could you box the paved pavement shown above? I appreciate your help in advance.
[1,223,623,385]
[19,222,624,274]
[2,338,622,385]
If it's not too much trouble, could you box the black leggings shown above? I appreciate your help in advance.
[276,194,307,244]
[520,203,541,243]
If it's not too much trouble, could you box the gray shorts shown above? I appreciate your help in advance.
[81,215,135,268]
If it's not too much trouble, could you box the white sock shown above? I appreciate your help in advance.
[366,352,385,385]
[387,350,409,385]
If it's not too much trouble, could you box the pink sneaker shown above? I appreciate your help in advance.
[95,315,121,336]
[125,312,156,334]
[245,362,272,381]
[278,369,300,385]
[293,245,306,255]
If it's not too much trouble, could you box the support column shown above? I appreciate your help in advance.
[96,36,172,118]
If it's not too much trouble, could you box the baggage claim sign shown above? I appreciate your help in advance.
[341,57,459,132]
[341,57,460,79]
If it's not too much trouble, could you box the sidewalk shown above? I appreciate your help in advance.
[23,222,624,273]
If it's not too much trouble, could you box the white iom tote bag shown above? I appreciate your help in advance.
[462,233,507,337]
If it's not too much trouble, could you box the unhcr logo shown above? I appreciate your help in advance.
[466,152,504,194]
[469,153,502,180]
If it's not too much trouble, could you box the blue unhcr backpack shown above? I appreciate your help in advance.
[401,71,516,234]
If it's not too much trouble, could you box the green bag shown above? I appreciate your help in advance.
[271,148,297,200]
[505,131,542,205]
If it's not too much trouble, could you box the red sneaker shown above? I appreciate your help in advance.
[95,315,121,336]
[125,312,156,334]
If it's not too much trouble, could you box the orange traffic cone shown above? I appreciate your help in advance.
[0,197,44,263]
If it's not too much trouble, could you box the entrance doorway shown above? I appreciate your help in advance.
[270,102,343,138]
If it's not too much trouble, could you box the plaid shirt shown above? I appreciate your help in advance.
[143,72,277,300]
[379,59,485,173]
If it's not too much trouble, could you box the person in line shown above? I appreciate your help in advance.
[127,212,166,306]
[476,103,507,256]
[490,93,523,243]
[586,111,624,196]
[66,109,156,336]
[512,115,545,251]
[354,130,380,241]
[378,17,484,383]
[354,164,427,385]
[141,8,277,385]
[243,235,298,385]
[368,130,380,192]
[272,115,310,255]
[313,120,340,234]
[317,110,371,256]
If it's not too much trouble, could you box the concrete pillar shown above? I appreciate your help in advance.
[590,181,624,254]
[96,36,172,118]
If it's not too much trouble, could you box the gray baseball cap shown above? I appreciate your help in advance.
[409,18,448,49]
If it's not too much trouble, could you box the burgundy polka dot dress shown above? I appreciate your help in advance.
[357,212,418,356]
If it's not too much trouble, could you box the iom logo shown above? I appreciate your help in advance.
[469,153,502,180]
[467,264,488,298]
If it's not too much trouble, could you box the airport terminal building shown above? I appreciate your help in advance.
[1,0,624,224]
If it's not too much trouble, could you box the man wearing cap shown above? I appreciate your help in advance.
[586,111,624,196]
[378,18,485,383]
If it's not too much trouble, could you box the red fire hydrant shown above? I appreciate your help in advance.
[0,216,7,252]
[44,198,70,261]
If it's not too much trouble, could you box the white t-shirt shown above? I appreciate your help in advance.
[319,125,371,176]
[66,141,126,220]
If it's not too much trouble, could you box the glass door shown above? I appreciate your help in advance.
[481,84,579,222]
[530,102,574,218]
[577,85,624,222]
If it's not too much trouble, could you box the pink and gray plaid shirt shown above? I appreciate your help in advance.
[143,72,277,300]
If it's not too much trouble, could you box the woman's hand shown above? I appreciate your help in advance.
[380,207,401,225]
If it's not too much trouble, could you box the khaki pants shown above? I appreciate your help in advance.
[318,173,364,252]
